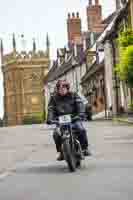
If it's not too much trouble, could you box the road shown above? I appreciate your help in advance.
[0,121,133,200]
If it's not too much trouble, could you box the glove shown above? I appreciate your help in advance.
[46,120,52,125]
[72,115,81,122]
[79,113,86,121]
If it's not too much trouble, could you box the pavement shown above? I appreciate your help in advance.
[92,110,133,125]
[114,117,133,124]
[0,121,133,199]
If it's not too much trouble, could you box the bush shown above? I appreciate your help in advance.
[128,103,133,111]
[23,112,45,125]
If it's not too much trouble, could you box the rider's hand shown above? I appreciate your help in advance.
[79,114,86,121]
[46,120,52,125]
[72,115,81,122]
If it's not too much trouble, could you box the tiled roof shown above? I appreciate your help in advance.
[45,47,86,83]
[44,60,58,83]
[45,54,79,83]
[102,12,117,25]
[100,5,128,43]
[81,60,104,84]
[84,12,117,55]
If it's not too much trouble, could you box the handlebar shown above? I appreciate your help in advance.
[50,120,59,125]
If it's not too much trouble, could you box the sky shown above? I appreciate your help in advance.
[0,0,116,118]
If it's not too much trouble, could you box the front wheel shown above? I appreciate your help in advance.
[62,139,76,172]
[76,160,81,168]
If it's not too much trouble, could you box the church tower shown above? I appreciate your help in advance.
[1,34,50,126]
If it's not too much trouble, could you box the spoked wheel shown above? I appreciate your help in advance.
[62,139,76,172]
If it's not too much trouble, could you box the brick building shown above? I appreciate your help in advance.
[81,9,117,116]
[45,0,112,117]
[81,0,133,118]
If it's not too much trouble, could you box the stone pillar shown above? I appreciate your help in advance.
[104,40,117,117]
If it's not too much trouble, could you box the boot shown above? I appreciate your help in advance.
[82,148,92,156]
[57,152,64,161]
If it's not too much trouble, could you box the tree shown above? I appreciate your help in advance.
[116,29,133,87]
[117,29,133,47]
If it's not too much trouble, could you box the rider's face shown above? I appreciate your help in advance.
[58,85,68,96]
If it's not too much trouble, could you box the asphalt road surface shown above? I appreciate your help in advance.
[0,121,133,200]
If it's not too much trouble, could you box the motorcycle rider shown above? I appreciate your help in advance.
[47,80,91,161]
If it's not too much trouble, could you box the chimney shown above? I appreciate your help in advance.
[68,13,71,18]
[89,0,92,6]
[72,12,75,18]
[95,0,99,5]
[86,0,102,31]
[76,12,79,18]
[67,12,82,47]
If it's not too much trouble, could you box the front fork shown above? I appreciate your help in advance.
[60,125,74,150]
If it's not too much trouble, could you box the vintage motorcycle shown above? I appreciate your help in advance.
[51,115,84,172]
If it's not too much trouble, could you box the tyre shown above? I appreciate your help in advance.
[76,160,81,168]
[62,139,76,172]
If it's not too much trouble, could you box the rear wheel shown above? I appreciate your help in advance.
[62,139,76,172]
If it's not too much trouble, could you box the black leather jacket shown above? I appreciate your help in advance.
[47,92,85,122]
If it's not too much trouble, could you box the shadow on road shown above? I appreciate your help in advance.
[13,163,72,175]
[12,161,90,175]
[11,158,133,177]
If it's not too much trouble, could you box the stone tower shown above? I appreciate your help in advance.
[1,34,50,126]
[67,12,82,46]
[86,0,102,32]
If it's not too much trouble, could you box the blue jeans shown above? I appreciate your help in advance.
[53,120,88,152]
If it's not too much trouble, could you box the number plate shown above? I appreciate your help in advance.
[59,115,71,124]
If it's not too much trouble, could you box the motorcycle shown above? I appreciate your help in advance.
[51,115,84,172]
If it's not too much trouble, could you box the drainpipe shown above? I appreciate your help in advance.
[111,39,119,116]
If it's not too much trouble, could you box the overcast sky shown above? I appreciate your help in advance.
[0,0,116,118]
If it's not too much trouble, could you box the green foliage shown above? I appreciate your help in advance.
[117,29,133,87]
[117,29,133,47]
[116,45,133,81]
[23,112,45,125]
[128,102,133,111]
